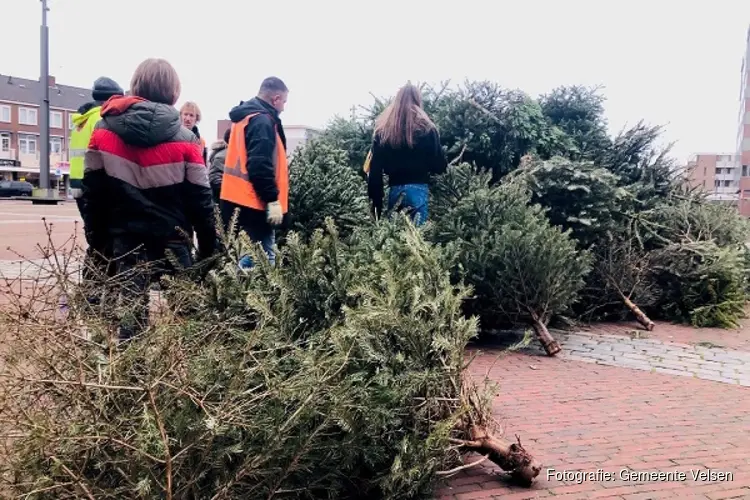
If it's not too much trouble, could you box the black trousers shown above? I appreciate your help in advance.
[75,197,117,306]
[111,237,193,342]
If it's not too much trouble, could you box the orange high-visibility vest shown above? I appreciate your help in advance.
[220,113,289,213]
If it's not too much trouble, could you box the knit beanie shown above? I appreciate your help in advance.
[92,77,124,102]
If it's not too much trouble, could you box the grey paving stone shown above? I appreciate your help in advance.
[0,258,83,281]
[555,331,750,387]
[617,351,649,359]
[609,344,639,353]
[690,368,726,378]
[653,361,698,371]
[653,367,694,377]
[677,354,707,362]
[699,350,750,362]
[611,360,654,371]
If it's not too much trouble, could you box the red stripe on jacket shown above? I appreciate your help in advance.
[89,128,205,167]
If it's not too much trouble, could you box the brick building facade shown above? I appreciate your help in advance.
[685,153,739,205]
[686,26,750,215]
[737,26,750,216]
[0,74,91,185]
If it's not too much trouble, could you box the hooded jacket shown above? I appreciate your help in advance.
[81,95,216,259]
[227,97,287,207]
[208,140,227,198]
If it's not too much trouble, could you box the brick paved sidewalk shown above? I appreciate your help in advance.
[439,347,750,499]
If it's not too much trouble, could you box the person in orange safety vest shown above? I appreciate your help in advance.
[220,77,289,268]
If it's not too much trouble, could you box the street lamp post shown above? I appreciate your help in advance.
[39,0,50,196]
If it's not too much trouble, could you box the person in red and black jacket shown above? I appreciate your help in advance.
[81,58,216,343]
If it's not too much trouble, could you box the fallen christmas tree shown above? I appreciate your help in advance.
[634,192,750,328]
[504,156,658,330]
[428,165,592,355]
[0,216,541,499]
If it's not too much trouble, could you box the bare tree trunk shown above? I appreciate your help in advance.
[458,427,542,486]
[621,294,655,331]
[530,314,561,356]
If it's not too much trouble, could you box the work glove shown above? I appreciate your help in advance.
[266,201,283,226]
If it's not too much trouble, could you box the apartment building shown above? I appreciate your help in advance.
[216,119,322,158]
[685,26,750,214]
[0,74,91,185]
[685,153,740,203]
[738,26,750,216]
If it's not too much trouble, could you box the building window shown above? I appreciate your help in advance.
[50,137,62,154]
[0,105,10,123]
[50,111,63,129]
[0,133,10,152]
[723,180,732,187]
[716,168,723,175]
[744,165,749,177]
[68,114,74,130]
[715,180,721,187]
[19,107,38,126]
[19,135,37,154]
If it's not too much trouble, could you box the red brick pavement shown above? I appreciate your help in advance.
[438,351,750,499]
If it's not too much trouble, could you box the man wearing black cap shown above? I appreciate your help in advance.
[70,77,124,203]
[70,76,124,306]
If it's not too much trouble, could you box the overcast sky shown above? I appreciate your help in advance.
[2,0,749,163]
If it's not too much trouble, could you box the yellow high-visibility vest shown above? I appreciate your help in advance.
[363,150,372,176]
[68,105,102,187]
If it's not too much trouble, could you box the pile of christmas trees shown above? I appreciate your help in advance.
[1,215,541,499]
[310,80,750,352]
[2,79,749,499]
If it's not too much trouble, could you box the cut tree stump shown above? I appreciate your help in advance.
[531,317,561,356]
[456,428,542,486]
[622,295,655,331]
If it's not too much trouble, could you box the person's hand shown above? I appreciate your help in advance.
[266,201,283,226]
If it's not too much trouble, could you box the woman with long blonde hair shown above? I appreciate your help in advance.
[368,82,447,225]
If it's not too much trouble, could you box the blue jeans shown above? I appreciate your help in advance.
[238,231,276,269]
[388,183,429,226]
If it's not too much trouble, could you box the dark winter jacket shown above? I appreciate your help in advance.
[367,127,447,214]
[191,125,208,165]
[219,97,289,234]
[227,97,287,206]
[208,140,227,202]
[81,95,217,259]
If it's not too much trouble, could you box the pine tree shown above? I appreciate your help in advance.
[429,182,592,355]
[283,140,372,242]
[429,162,492,224]
[506,156,630,249]
[538,85,611,161]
